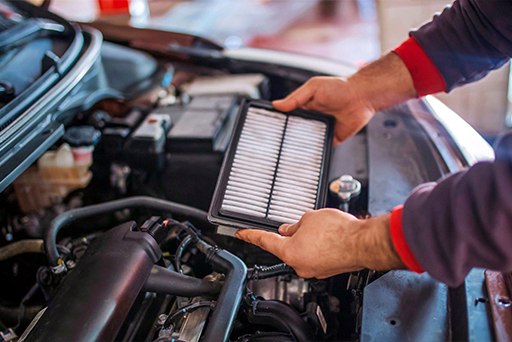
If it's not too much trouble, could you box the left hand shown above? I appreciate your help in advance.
[235,208,406,279]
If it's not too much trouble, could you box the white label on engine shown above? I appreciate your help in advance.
[316,304,327,334]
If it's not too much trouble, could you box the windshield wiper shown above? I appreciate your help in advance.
[0,18,64,53]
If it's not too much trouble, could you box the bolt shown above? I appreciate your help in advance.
[65,260,77,269]
[158,314,168,325]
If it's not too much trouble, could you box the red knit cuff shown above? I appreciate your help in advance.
[393,37,447,97]
[390,205,424,273]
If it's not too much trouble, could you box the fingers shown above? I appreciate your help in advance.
[279,222,300,237]
[272,81,316,112]
[235,229,287,258]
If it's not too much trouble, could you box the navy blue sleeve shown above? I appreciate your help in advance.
[410,0,512,91]
[402,133,512,286]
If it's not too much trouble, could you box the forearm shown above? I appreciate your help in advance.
[391,131,512,287]
[348,53,417,114]
[357,213,407,271]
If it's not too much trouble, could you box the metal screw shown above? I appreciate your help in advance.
[157,314,168,325]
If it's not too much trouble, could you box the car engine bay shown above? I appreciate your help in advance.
[0,1,490,341]
[1,62,370,341]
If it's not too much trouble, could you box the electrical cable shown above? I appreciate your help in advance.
[13,283,39,331]
[174,235,193,274]
[36,266,53,301]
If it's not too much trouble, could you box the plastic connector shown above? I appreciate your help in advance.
[140,216,169,244]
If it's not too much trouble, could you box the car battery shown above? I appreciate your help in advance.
[124,113,172,170]
[166,95,238,153]
[150,95,239,210]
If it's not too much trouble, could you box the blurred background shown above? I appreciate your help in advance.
[40,0,512,141]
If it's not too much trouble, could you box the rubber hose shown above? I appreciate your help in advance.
[246,300,315,342]
[142,265,222,296]
[247,263,296,280]
[175,235,193,274]
[45,196,211,268]
[196,240,247,342]
[0,240,43,262]
[0,305,42,325]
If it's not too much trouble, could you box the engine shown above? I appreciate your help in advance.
[0,39,377,342]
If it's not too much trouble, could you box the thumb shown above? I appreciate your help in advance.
[235,229,287,259]
[279,223,300,237]
[272,82,316,112]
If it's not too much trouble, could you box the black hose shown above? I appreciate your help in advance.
[142,266,222,296]
[0,305,42,327]
[174,235,193,274]
[247,264,296,281]
[246,300,315,342]
[14,283,40,331]
[196,240,247,342]
[44,196,210,269]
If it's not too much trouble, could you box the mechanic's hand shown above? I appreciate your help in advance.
[235,209,406,279]
[273,77,374,145]
[273,53,417,144]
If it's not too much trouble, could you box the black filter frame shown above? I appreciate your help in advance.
[208,98,335,233]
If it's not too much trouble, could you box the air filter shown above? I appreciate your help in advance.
[208,99,335,235]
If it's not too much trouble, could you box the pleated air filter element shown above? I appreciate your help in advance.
[209,99,335,235]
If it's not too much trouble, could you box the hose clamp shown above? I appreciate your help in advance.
[205,246,220,263]
[51,262,67,274]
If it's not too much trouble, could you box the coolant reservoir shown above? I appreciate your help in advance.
[38,143,91,180]
[14,143,94,213]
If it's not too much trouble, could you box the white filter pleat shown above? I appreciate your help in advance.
[221,107,326,224]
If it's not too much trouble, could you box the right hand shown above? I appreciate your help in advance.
[273,53,417,145]
[273,76,375,145]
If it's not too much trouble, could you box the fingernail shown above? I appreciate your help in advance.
[279,225,288,234]
[235,231,242,239]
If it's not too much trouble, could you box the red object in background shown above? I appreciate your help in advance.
[97,0,130,16]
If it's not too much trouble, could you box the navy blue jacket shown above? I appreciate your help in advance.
[402,0,512,286]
